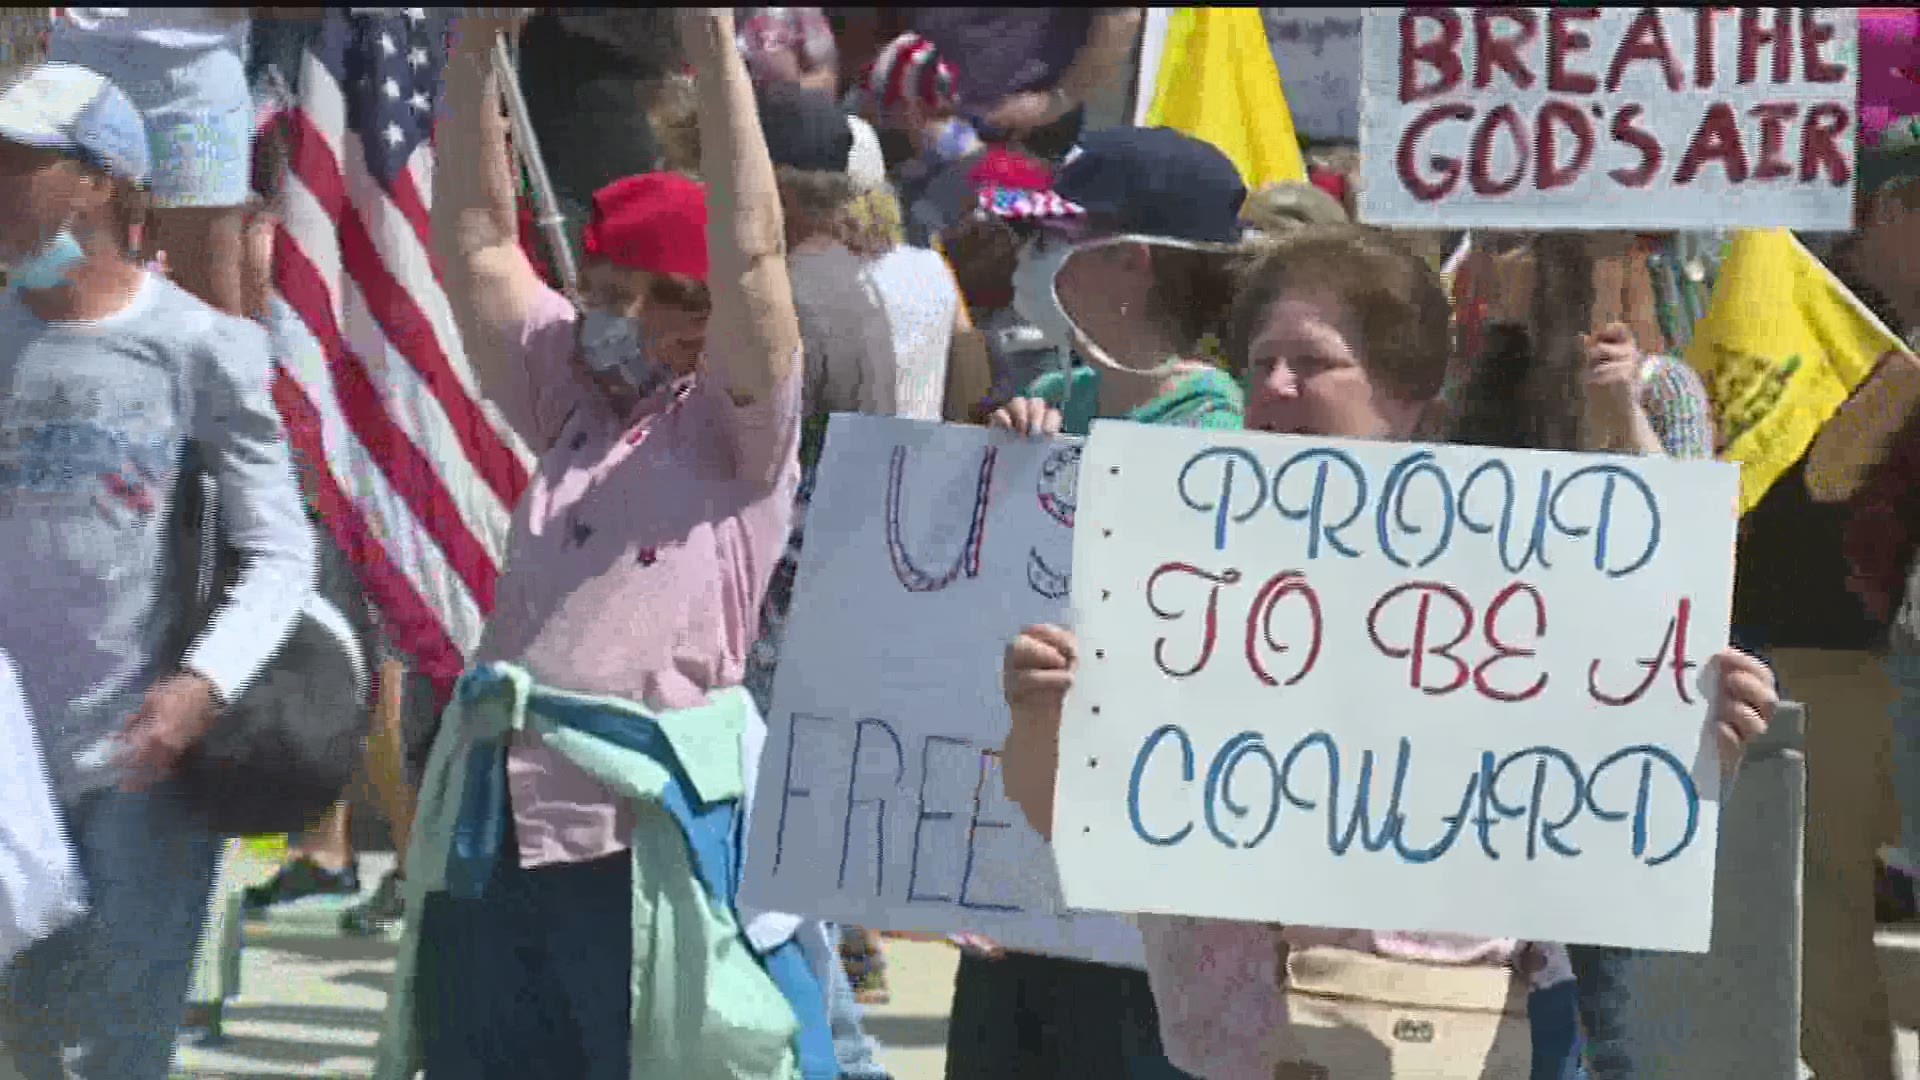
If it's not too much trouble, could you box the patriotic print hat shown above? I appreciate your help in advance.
[858,32,957,113]
[968,145,1084,223]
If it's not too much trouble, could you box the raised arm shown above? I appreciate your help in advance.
[1054,9,1144,113]
[1807,350,1920,502]
[435,14,553,414]
[681,9,802,485]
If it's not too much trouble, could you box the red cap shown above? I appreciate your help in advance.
[968,146,1053,194]
[1307,166,1348,207]
[582,173,709,282]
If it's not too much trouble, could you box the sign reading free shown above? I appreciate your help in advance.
[1358,7,1859,230]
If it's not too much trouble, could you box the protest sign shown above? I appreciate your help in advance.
[1051,421,1740,952]
[1358,7,1859,230]
[1264,9,1364,143]
[740,415,1145,967]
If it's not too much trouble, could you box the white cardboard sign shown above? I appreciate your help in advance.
[1358,7,1859,230]
[1264,9,1365,143]
[740,415,1146,967]
[1052,421,1739,952]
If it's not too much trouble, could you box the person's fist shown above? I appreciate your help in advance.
[1581,321,1644,423]
[1710,647,1777,769]
[988,396,1064,439]
[119,673,220,792]
[1000,624,1078,841]
[1003,623,1077,710]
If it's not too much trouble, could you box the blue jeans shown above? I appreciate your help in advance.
[417,845,637,1080]
[1553,631,1778,1079]
[0,784,220,1080]
[826,924,893,1080]
[1529,978,1589,1080]
[1887,650,1920,875]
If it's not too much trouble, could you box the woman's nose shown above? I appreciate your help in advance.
[1260,362,1298,399]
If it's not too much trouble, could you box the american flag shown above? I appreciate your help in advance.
[267,9,530,700]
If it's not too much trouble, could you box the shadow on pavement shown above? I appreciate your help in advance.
[863,1014,953,1049]
[225,1003,384,1032]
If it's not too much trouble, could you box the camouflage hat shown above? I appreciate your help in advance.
[1239,179,1348,237]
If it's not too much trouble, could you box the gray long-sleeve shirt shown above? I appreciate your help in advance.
[0,273,315,797]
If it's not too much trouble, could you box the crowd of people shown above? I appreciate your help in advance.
[0,5,1914,1079]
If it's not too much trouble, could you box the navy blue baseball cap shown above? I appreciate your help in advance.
[1051,127,1246,245]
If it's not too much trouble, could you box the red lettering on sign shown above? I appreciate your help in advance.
[1694,8,1736,88]
[1536,100,1595,191]
[1587,597,1697,707]
[1674,102,1750,185]
[1545,8,1601,94]
[1368,582,1474,696]
[1737,8,1795,86]
[1469,104,1529,196]
[1800,102,1852,185]
[1608,105,1662,187]
[1245,571,1324,688]
[1397,103,1473,201]
[1750,101,1798,181]
[1798,9,1846,83]
[1473,8,1539,90]
[1606,7,1683,92]
[1473,582,1549,704]
[1146,562,1242,679]
[1400,8,1465,103]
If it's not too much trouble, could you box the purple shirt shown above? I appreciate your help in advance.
[480,285,800,868]
[908,8,1099,113]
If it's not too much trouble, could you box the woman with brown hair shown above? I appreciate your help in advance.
[993,224,1780,1080]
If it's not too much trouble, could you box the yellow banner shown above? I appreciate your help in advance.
[1686,229,1907,513]
[1144,7,1306,190]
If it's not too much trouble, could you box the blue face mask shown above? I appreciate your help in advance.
[579,308,671,396]
[8,227,85,292]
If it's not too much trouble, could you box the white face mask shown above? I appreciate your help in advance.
[579,308,670,395]
[1010,239,1078,356]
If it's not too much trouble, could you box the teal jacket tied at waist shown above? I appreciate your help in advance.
[375,661,802,1080]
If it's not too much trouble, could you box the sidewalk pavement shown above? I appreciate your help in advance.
[167,851,960,1079]
[2,843,1911,1078]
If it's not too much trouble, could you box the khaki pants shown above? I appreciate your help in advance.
[1777,648,1899,1080]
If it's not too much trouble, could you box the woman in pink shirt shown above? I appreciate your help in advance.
[992,227,1781,1079]
[413,10,819,1078]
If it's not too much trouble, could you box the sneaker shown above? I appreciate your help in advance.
[242,856,361,915]
[340,870,405,937]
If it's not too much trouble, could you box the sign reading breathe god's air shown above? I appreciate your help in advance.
[1050,423,1741,952]
[1358,7,1859,230]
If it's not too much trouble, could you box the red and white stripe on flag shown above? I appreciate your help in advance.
[265,11,530,701]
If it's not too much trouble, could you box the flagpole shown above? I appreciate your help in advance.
[490,31,578,298]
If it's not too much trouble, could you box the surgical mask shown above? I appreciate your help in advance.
[6,227,84,292]
[1010,240,1078,356]
[579,308,670,395]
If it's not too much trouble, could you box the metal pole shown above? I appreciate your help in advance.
[490,31,579,297]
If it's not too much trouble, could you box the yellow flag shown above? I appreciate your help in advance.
[1144,7,1306,190]
[1686,229,1908,514]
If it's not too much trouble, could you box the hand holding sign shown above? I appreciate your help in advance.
[1710,650,1776,767]
[990,397,1066,440]
[1001,623,1078,841]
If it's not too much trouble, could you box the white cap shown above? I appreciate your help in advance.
[846,114,886,192]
